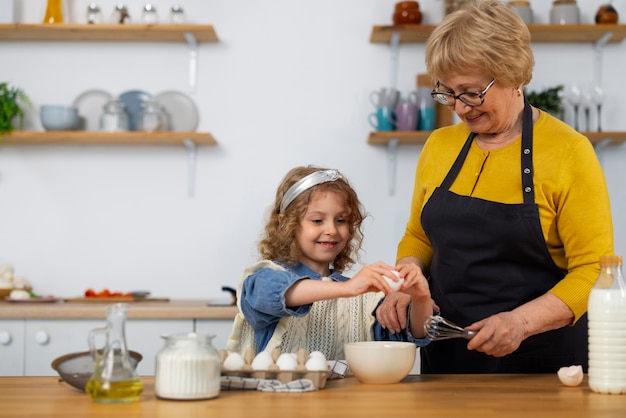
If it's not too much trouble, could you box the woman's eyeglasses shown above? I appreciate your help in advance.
[431,79,496,107]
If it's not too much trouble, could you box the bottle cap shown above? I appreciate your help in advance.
[599,255,622,266]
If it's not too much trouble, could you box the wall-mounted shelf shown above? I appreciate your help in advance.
[1,131,216,146]
[0,23,219,93]
[368,131,626,146]
[370,24,626,44]
[2,131,216,197]
[0,23,218,42]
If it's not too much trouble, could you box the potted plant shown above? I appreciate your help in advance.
[0,82,30,138]
[524,85,564,120]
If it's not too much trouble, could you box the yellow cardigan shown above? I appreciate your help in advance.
[397,111,614,322]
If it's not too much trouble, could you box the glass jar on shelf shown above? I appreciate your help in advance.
[170,5,186,24]
[87,3,103,24]
[111,3,131,24]
[142,3,158,24]
[99,100,129,132]
[138,99,167,132]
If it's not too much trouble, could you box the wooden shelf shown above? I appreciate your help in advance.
[370,24,626,44]
[1,131,217,146]
[368,131,626,146]
[0,23,218,42]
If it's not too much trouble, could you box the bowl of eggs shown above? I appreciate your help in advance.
[344,341,416,384]
[219,348,330,388]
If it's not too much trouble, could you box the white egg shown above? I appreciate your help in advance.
[251,351,274,370]
[9,289,31,300]
[309,351,327,361]
[222,352,245,371]
[383,270,404,291]
[557,365,583,387]
[276,353,298,370]
[305,356,328,371]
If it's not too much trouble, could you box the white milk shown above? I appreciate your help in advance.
[588,288,626,394]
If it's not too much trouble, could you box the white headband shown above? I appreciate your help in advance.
[279,169,343,213]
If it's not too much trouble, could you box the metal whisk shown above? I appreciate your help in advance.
[424,315,476,341]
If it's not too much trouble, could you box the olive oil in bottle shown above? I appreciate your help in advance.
[86,378,144,403]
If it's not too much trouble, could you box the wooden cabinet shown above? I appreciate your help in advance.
[0,320,24,376]
[0,317,235,376]
[0,301,237,376]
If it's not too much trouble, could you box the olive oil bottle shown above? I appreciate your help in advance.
[87,303,143,403]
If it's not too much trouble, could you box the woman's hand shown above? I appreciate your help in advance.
[466,293,575,357]
[466,312,526,357]
[375,261,432,335]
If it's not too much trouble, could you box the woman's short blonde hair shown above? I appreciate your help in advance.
[425,0,534,88]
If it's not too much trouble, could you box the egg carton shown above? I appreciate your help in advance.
[219,348,330,389]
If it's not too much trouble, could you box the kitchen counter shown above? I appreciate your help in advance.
[1,374,624,418]
[0,299,238,320]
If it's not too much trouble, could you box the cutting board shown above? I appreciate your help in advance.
[64,297,170,303]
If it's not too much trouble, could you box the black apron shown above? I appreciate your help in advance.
[420,99,587,373]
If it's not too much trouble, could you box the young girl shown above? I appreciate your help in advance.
[226,166,432,360]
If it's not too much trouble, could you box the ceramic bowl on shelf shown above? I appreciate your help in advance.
[344,341,416,384]
[40,105,79,131]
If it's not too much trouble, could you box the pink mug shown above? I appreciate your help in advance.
[393,101,418,131]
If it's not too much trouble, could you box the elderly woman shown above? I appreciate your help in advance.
[376,0,614,373]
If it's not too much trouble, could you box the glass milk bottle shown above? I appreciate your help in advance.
[155,333,221,400]
[588,255,626,394]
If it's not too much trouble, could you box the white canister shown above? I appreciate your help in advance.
[509,1,533,25]
[550,3,580,25]
[155,333,221,400]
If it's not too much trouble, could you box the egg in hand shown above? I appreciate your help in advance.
[383,270,404,291]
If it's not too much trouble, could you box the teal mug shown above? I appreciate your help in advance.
[368,106,395,131]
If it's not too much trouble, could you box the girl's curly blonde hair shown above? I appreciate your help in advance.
[258,166,366,273]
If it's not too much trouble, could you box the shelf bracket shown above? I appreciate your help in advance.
[389,32,401,89]
[184,32,198,94]
[183,138,198,197]
[593,32,612,87]
[387,138,399,196]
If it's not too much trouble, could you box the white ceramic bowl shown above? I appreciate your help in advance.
[40,105,79,131]
[344,341,416,384]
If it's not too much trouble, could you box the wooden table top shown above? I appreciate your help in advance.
[1,374,624,418]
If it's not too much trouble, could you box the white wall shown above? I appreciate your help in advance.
[1,0,625,299]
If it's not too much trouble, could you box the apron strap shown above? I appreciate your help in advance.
[521,98,534,205]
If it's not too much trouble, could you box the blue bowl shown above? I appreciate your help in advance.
[40,105,79,131]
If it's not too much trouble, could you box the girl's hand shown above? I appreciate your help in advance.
[343,261,400,296]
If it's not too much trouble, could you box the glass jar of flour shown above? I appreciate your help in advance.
[155,333,221,400]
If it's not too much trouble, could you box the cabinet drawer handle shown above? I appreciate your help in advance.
[0,331,12,345]
[35,330,50,345]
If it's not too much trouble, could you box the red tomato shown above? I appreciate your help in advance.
[85,288,96,297]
